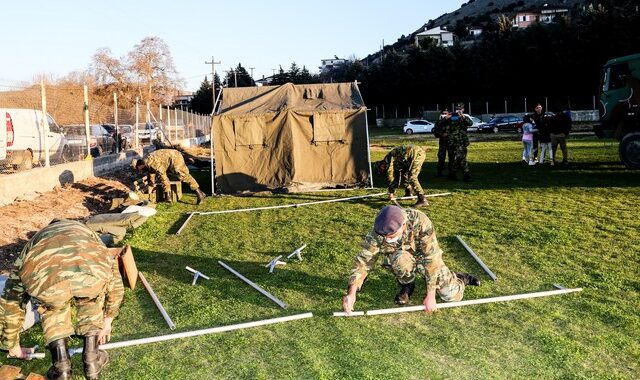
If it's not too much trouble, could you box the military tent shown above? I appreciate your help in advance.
[212,82,372,193]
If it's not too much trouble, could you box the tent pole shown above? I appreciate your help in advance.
[354,79,373,189]
[218,261,288,309]
[456,235,497,281]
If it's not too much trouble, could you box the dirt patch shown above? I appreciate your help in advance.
[0,171,136,274]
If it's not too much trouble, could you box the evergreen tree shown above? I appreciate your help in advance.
[189,76,213,114]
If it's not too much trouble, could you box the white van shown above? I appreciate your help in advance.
[0,108,70,170]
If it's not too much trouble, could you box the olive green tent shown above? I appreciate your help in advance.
[212,82,372,193]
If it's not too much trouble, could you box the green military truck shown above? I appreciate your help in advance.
[595,53,640,168]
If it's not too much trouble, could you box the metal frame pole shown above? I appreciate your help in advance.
[40,80,50,167]
[138,272,176,330]
[456,235,497,281]
[218,261,288,309]
[83,85,91,158]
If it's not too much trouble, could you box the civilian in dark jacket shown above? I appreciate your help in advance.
[530,103,546,162]
[550,110,571,164]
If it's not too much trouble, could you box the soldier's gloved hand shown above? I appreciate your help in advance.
[7,345,35,360]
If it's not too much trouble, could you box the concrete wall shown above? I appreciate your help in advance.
[0,149,141,206]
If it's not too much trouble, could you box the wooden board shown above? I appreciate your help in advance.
[119,245,138,290]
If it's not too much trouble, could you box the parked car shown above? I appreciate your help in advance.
[0,108,70,170]
[102,124,135,151]
[403,120,435,134]
[481,115,523,133]
[136,122,160,143]
[64,124,115,157]
[466,115,487,132]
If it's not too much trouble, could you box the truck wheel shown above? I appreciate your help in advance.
[619,132,640,169]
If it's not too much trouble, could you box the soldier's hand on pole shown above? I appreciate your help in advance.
[98,317,114,345]
[342,294,356,315]
[423,291,438,314]
[7,345,35,360]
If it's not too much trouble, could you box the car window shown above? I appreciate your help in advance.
[413,121,428,125]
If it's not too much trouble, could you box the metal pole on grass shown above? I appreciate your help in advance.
[455,235,497,281]
[138,272,176,330]
[218,261,288,309]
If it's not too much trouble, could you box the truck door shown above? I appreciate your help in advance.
[600,63,632,120]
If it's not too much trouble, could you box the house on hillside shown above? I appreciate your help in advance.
[512,6,569,28]
[414,26,455,47]
[319,58,347,74]
[173,92,193,108]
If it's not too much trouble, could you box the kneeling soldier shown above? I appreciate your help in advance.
[0,220,126,380]
[342,206,479,314]
[375,145,428,207]
[132,148,206,205]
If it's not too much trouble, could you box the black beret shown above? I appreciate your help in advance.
[374,206,407,235]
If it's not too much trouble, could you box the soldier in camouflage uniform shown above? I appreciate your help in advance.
[433,110,453,177]
[375,145,428,207]
[0,219,124,380]
[342,206,479,314]
[442,103,473,182]
[132,148,206,204]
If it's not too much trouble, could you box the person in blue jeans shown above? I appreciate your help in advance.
[521,115,537,165]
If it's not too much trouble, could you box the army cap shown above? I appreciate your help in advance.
[456,102,465,110]
[374,206,407,235]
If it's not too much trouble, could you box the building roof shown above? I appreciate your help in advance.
[416,26,451,36]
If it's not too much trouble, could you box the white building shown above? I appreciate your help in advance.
[319,58,347,73]
[414,27,455,47]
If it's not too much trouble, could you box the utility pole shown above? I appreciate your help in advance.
[233,70,237,87]
[249,67,255,81]
[205,56,221,113]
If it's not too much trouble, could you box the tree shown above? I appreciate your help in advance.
[128,36,182,105]
[190,76,213,114]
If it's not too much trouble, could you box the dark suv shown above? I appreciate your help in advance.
[482,116,522,133]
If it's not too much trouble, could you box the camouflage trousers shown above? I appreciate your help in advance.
[437,137,452,171]
[384,251,465,302]
[391,150,426,195]
[167,159,199,191]
[448,144,469,174]
[35,293,106,344]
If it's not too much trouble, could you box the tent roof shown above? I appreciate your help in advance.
[219,82,365,116]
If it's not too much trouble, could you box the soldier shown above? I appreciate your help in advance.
[443,103,473,182]
[433,109,453,177]
[0,219,126,380]
[375,145,428,207]
[132,148,206,205]
[342,206,480,314]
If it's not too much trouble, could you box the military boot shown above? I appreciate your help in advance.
[404,188,413,197]
[455,272,481,286]
[196,188,207,205]
[83,334,109,380]
[46,338,72,380]
[394,282,415,305]
[463,172,473,182]
[164,190,174,204]
[448,172,457,181]
[436,167,443,177]
[413,194,429,208]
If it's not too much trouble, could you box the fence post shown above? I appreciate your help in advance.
[167,106,171,144]
[159,104,163,122]
[84,85,91,158]
[593,95,596,110]
[395,106,397,119]
[40,80,50,167]
[485,101,489,115]
[174,107,178,141]
[135,97,140,149]
[524,97,527,113]
[113,92,119,154]
[504,100,507,114]
[545,97,548,111]
[468,102,471,115]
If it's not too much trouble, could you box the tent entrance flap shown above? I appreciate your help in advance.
[312,112,345,143]
[234,117,266,148]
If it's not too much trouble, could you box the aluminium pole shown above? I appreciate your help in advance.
[456,235,497,281]
[135,97,139,149]
[218,261,288,309]
[40,80,50,167]
[83,85,91,158]
[113,92,119,154]
[138,272,176,330]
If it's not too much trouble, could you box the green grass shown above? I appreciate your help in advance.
[11,135,640,379]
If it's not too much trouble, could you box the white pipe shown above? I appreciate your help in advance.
[69,313,313,355]
[176,212,196,235]
[396,192,451,200]
[366,288,583,316]
[218,261,288,309]
[138,272,176,330]
[332,311,365,317]
[456,235,498,281]
[198,192,387,215]
[186,266,210,280]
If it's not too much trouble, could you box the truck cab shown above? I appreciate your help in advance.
[595,53,640,168]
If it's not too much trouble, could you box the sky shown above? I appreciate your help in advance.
[0,0,467,91]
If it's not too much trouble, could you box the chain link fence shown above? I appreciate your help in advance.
[0,81,211,176]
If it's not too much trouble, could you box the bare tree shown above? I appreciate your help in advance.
[128,37,182,105]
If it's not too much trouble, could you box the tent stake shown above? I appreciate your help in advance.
[139,272,176,330]
[456,235,497,281]
[68,312,313,356]
[218,261,288,309]
[364,287,582,316]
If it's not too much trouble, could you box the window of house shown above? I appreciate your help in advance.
[312,113,345,143]
[233,117,266,147]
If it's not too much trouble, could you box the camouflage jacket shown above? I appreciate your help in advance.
[433,119,449,139]
[0,220,124,350]
[441,114,472,148]
[144,149,183,189]
[348,209,445,292]
[382,146,425,184]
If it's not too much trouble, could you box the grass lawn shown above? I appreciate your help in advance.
[12,133,640,379]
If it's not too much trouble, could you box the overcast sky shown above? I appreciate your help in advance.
[0,0,467,91]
